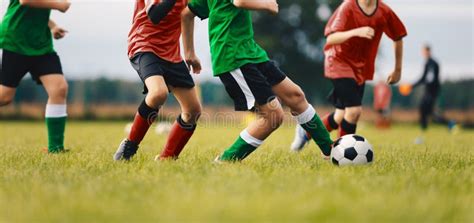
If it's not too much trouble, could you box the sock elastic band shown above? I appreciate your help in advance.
[138,99,159,124]
[240,130,263,148]
[328,113,339,129]
[341,119,357,134]
[45,104,67,118]
[177,114,197,131]
[295,105,316,124]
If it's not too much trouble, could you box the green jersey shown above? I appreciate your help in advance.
[188,0,269,75]
[0,0,54,56]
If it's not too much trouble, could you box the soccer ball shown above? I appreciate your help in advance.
[331,134,374,166]
[155,122,172,135]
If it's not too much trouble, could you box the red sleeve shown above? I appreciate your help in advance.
[383,7,407,41]
[324,2,351,37]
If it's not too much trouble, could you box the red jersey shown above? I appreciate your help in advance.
[128,0,187,62]
[324,0,407,85]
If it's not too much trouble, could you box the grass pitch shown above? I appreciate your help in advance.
[0,121,472,222]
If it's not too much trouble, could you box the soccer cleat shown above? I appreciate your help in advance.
[213,155,224,164]
[290,125,310,152]
[42,148,69,154]
[113,139,139,161]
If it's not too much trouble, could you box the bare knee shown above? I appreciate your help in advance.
[345,107,362,123]
[182,104,202,124]
[286,87,308,114]
[48,81,68,101]
[0,95,13,106]
[146,88,168,107]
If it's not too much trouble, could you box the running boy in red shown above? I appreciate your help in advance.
[291,0,406,151]
[114,0,202,161]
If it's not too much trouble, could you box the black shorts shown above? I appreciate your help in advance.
[328,78,365,109]
[130,52,195,94]
[218,61,286,111]
[0,49,63,87]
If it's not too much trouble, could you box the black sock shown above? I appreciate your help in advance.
[138,99,159,121]
[328,112,339,129]
[177,114,197,131]
[341,119,357,135]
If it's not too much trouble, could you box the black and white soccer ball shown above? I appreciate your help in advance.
[331,134,374,166]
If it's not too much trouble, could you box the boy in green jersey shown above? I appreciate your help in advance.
[0,0,71,153]
[182,0,333,162]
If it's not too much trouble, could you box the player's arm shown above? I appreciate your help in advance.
[181,7,201,74]
[413,59,428,88]
[146,0,176,25]
[326,26,375,46]
[387,40,403,84]
[19,0,70,13]
[232,0,279,15]
[49,20,68,40]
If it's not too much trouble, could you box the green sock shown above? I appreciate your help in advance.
[220,130,262,161]
[296,106,333,156]
[45,104,67,153]
[46,117,66,153]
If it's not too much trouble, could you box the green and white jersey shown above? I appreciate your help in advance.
[0,0,54,56]
[188,0,269,76]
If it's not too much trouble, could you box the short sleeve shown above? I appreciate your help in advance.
[383,7,407,41]
[188,0,209,20]
[324,2,351,37]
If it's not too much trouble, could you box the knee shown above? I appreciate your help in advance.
[345,107,362,121]
[0,95,13,106]
[49,81,68,99]
[183,104,202,124]
[147,88,168,106]
[288,86,306,105]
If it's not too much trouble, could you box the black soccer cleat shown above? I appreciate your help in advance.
[113,139,139,161]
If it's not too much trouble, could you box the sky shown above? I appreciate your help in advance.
[1,0,473,83]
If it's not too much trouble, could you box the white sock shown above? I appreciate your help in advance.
[45,104,67,118]
[240,129,263,147]
[294,105,316,124]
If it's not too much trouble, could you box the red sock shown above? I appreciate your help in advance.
[128,112,153,144]
[323,112,339,132]
[128,100,158,144]
[160,116,196,159]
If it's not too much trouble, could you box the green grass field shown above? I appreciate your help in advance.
[0,121,472,222]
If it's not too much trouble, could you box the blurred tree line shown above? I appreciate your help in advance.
[9,77,474,110]
[5,0,473,111]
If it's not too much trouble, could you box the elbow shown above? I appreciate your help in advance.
[181,8,194,21]
[19,0,30,6]
[232,0,245,8]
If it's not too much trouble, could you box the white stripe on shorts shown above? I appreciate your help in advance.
[230,68,255,110]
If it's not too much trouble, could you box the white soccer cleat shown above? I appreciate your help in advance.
[290,125,310,152]
[213,155,224,164]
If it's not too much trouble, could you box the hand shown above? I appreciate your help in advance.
[353,26,375,39]
[266,0,279,15]
[58,1,71,13]
[185,53,202,74]
[51,26,68,39]
[386,70,401,85]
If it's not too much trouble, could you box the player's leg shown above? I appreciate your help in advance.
[0,86,16,106]
[215,64,284,162]
[31,52,68,153]
[323,109,345,132]
[273,77,333,157]
[114,53,168,160]
[0,49,31,106]
[158,86,202,159]
[332,79,364,137]
[219,98,284,161]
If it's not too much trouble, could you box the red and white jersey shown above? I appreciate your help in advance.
[128,0,187,62]
[324,0,407,85]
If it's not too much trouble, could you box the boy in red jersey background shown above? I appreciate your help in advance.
[114,0,202,161]
[291,0,406,151]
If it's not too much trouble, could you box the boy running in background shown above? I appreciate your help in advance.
[0,0,71,153]
[113,0,202,161]
[182,0,333,161]
[291,0,407,151]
